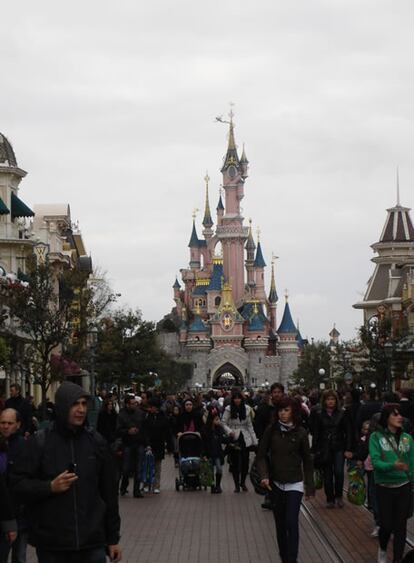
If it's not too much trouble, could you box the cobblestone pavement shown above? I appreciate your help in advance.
[27,454,334,563]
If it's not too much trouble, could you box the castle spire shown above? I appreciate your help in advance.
[268,255,278,303]
[245,219,256,252]
[188,219,199,247]
[202,172,213,228]
[397,166,400,207]
[221,108,240,172]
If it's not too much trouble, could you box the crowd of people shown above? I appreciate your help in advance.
[2,381,414,563]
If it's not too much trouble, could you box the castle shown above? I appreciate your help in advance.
[161,114,303,389]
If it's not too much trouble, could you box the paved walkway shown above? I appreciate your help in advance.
[26,455,412,562]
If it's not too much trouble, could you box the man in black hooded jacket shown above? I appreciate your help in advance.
[11,382,121,563]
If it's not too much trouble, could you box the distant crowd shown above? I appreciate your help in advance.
[2,382,414,562]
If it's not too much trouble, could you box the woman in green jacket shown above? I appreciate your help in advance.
[369,403,414,563]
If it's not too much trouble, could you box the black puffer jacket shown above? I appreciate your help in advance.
[311,408,353,460]
[11,382,120,551]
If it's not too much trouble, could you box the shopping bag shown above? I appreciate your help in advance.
[141,448,155,486]
[200,459,214,487]
[347,467,366,506]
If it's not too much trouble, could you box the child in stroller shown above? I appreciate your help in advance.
[175,432,203,491]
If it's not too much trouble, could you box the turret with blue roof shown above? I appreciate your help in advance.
[254,241,266,268]
[278,292,297,335]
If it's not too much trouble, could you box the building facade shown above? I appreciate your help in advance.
[160,117,302,389]
[353,194,414,384]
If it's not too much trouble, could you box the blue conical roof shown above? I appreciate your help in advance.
[173,277,181,289]
[248,311,265,332]
[254,241,266,268]
[208,261,224,291]
[189,314,208,333]
[217,195,224,211]
[296,329,305,349]
[278,302,297,334]
[188,221,199,247]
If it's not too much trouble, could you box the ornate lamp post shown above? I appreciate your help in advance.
[384,341,394,392]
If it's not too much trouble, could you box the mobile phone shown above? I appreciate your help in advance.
[67,462,77,474]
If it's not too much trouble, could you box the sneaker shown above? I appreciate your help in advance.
[153,488,160,494]
[377,548,387,563]
[326,502,335,509]
[143,486,149,493]
[371,526,380,537]
[336,498,344,508]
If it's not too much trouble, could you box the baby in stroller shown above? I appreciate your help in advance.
[175,432,203,490]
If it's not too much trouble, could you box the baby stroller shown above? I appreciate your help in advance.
[175,432,203,491]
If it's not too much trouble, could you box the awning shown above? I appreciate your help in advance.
[0,198,10,215]
[11,192,34,220]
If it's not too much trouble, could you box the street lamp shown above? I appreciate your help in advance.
[384,341,394,392]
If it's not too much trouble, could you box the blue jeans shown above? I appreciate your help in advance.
[36,547,106,563]
[271,486,303,563]
[120,444,144,494]
[322,450,344,503]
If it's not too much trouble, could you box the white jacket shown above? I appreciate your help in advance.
[222,404,258,448]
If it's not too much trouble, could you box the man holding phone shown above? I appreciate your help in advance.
[11,382,122,563]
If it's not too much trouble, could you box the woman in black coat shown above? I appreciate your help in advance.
[311,390,353,508]
[0,470,17,550]
[201,407,228,494]
[177,399,204,434]
[144,398,169,493]
[96,397,118,445]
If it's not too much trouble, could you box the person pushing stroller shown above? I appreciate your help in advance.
[201,407,229,494]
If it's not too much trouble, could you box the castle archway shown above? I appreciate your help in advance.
[212,362,243,388]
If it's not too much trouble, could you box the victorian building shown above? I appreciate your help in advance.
[161,116,302,389]
[353,191,414,384]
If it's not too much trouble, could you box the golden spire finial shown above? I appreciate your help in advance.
[204,171,210,187]
[229,101,235,124]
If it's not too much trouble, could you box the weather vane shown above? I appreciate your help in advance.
[215,102,235,125]
[192,208,200,220]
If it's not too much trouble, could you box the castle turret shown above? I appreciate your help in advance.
[245,219,256,288]
[268,258,278,331]
[216,191,224,226]
[216,113,248,304]
[188,219,201,270]
[329,324,340,346]
[277,292,299,387]
[240,144,249,179]
[202,172,213,240]
[253,236,267,302]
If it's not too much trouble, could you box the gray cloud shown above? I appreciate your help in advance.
[1,0,413,340]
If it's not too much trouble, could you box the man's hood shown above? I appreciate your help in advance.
[55,382,90,428]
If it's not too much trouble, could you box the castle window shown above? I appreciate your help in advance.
[215,296,221,307]
[259,357,262,364]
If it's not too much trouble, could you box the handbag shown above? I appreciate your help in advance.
[249,456,269,496]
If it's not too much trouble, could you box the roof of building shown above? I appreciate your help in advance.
[240,144,249,164]
[254,241,266,268]
[245,222,256,251]
[268,261,278,303]
[192,284,208,295]
[329,326,340,338]
[11,192,34,220]
[189,314,208,333]
[0,133,17,167]
[248,308,265,332]
[33,204,71,221]
[296,329,305,349]
[202,183,213,228]
[0,198,10,215]
[188,220,199,247]
[173,277,181,289]
[221,121,240,172]
[379,204,414,243]
[239,301,268,323]
[208,259,224,291]
[217,194,224,211]
[278,301,297,334]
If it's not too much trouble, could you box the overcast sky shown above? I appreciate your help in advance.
[1,0,413,341]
